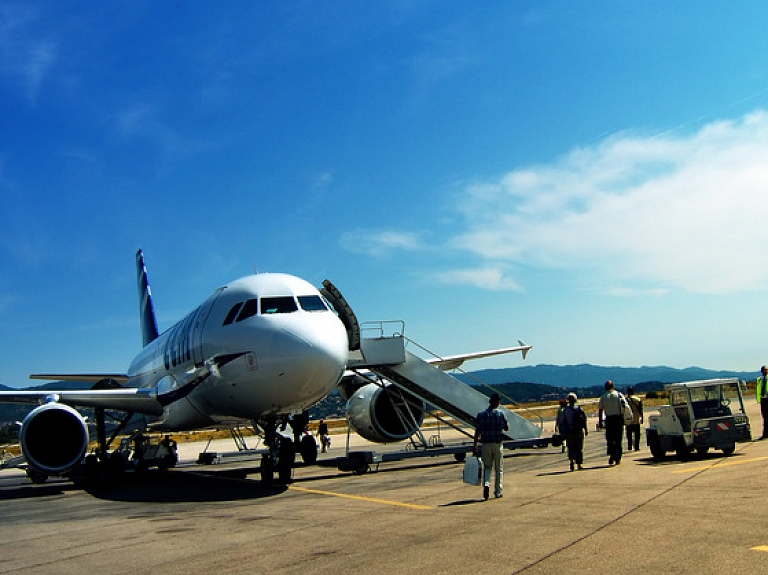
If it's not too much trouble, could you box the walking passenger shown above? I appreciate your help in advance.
[473,393,509,500]
[561,392,588,471]
[625,387,644,451]
[598,380,624,465]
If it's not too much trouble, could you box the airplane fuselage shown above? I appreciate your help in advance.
[128,273,349,430]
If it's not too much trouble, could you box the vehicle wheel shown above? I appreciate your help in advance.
[299,434,318,464]
[454,453,467,463]
[27,469,48,484]
[721,445,735,456]
[647,431,666,461]
[675,445,693,459]
[158,454,176,472]
[107,451,126,478]
[696,446,709,455]
[84,454,100,485]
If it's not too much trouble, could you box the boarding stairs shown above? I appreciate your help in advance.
[349,324,543,443]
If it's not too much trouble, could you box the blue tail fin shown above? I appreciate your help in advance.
[136,250,159,348]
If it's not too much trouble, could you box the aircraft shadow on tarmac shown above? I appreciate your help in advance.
[83,467,289,503]
[0,482,72,501]
[0,467,288,503]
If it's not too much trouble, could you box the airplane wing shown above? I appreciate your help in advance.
[425,341,532,371]
[0,387,164,416]
[1,354,246,417]
[29,374,130,384]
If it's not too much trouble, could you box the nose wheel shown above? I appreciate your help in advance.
[258,418,295,483]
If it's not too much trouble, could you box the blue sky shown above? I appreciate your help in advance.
[3,1,768,387]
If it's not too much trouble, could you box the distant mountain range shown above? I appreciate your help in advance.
[456,364,755,388]
[0,364,758,425]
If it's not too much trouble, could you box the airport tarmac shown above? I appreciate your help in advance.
[1,400,767,575]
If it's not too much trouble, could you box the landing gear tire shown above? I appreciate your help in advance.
[260,453,274,483]
[299,434,318,464]
[278,437,295,483]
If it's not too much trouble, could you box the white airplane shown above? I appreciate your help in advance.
[0,250,531,484]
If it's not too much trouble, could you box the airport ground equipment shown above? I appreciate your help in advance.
[110,432,178,473]
[646,378,751,460]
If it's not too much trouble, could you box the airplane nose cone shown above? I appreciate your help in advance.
[265,313,348,405]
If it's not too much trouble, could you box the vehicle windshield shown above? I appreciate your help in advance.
[688,382,745,418]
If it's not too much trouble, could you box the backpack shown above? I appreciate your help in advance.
[561,405,586,434]
[577,406,587,428]
[619,393,634,425]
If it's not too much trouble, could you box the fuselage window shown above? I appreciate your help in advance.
[261,296,298,314]
[236,298,259,322]
[298,295,328,311]
[222,302,243,326]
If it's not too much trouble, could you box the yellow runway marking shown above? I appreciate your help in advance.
[288,485,433,510]
[672,455,768,474]
[752,546,768,553]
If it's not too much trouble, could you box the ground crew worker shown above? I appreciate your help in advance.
[757,366,768,440]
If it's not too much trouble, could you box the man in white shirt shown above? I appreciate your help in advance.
[598,380,624,465]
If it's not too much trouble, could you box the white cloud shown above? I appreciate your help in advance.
[451,111,768,295]
[0,4,57,103]
[339,229,424,257]
[110,104,215,160]
[433,266,521,292]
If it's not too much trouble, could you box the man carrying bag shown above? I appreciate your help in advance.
[473,393,509,500]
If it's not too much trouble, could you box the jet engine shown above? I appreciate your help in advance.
[19,402,89,476]
[346,382,425,443]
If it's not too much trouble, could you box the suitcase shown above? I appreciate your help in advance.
[462,455,482,485]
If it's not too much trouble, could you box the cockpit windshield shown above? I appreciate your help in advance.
[223,293,330,325]
[298,295,328,311]
[261,296,299,314]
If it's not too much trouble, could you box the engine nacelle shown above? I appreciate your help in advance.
[20,403,89,476]
[346,382,425,443]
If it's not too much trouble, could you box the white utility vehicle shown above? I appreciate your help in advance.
[646,378,751,460]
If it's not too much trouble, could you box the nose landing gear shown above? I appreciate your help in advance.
[258,417,296,484]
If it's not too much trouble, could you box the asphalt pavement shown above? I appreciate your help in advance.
[1,400,767,575]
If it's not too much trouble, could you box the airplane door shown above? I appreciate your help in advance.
[192,288,223,366]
